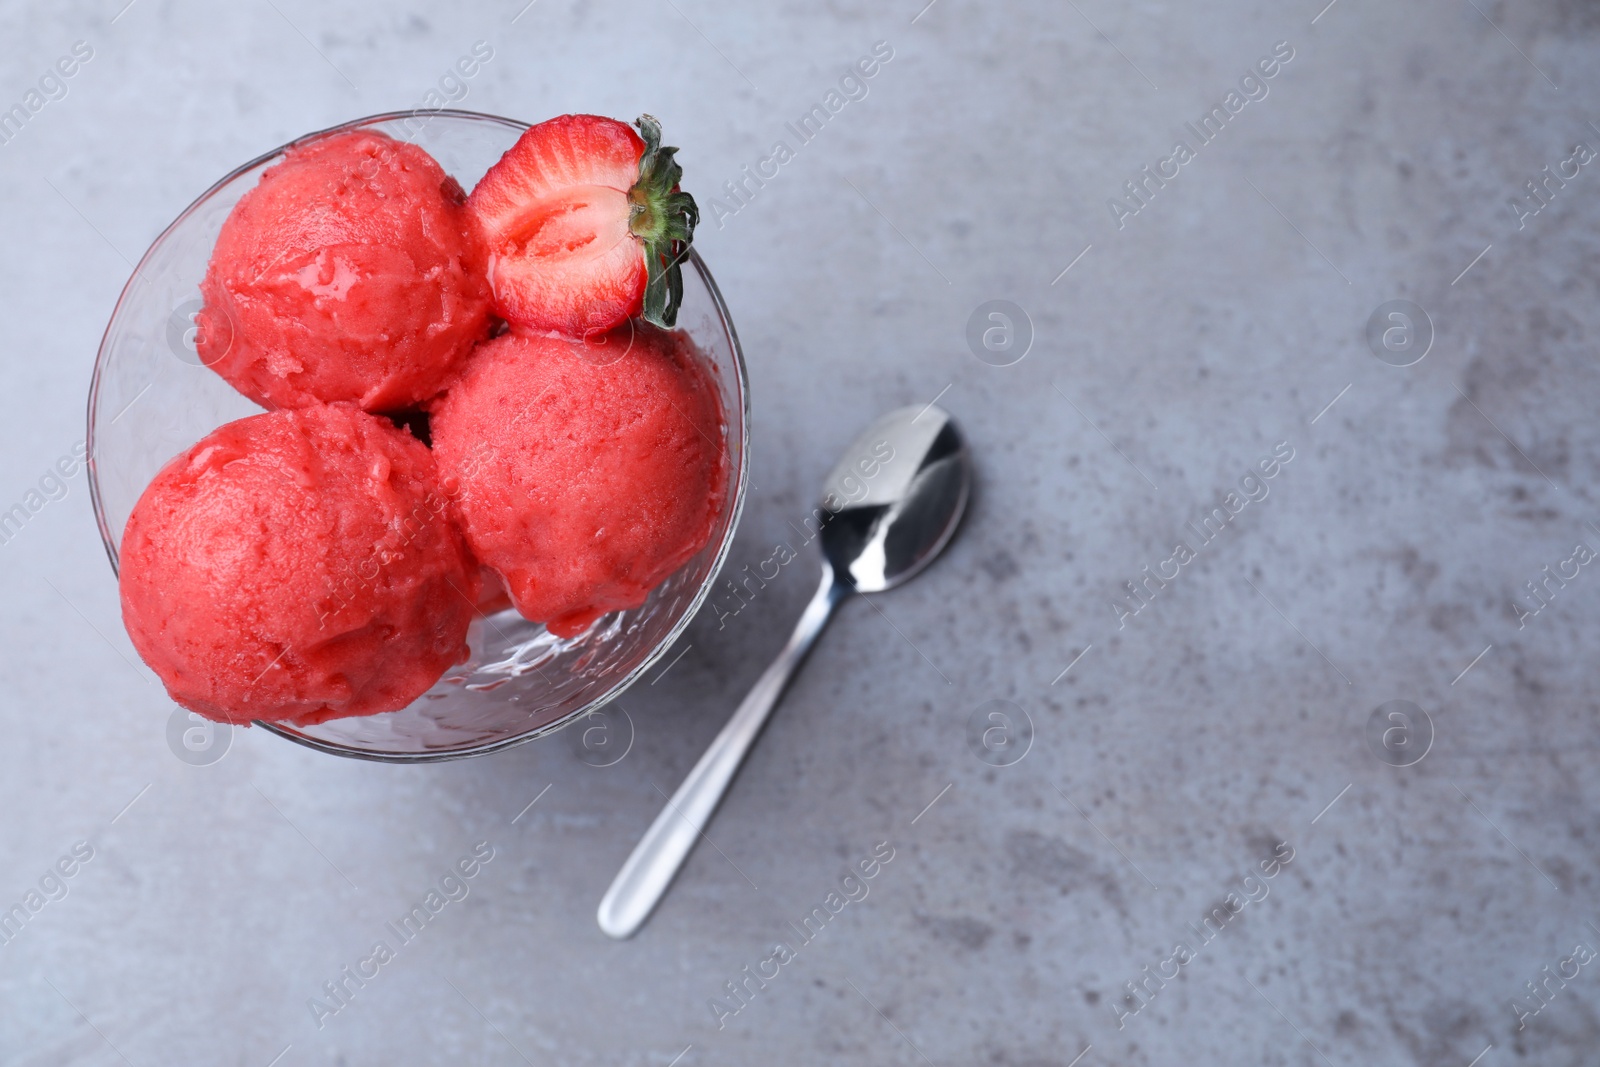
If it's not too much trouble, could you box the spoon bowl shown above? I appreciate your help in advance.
[819,405,970,593]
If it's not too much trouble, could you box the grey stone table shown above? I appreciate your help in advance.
[2,0,1598,1063]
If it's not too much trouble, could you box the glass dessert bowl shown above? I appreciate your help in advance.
[86,109,749,762]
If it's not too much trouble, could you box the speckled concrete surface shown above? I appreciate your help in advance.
[2,1,1599,1064]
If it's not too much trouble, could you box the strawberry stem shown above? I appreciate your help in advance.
[628,115,698,328]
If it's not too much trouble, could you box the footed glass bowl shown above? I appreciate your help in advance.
[86,110,749,762]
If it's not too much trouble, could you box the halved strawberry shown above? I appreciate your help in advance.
[467,114,698,337]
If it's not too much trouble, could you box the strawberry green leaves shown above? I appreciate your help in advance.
[628,114,699,328]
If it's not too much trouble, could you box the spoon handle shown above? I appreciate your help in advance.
[597,566,847,939]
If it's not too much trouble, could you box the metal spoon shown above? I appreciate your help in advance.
[596,403,971,938]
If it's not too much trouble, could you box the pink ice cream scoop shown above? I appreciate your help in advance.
[197,129,493,412]
[430,323,728,638]
[119,404,480,726]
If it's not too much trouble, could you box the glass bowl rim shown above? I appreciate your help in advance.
[85,107,751,763]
